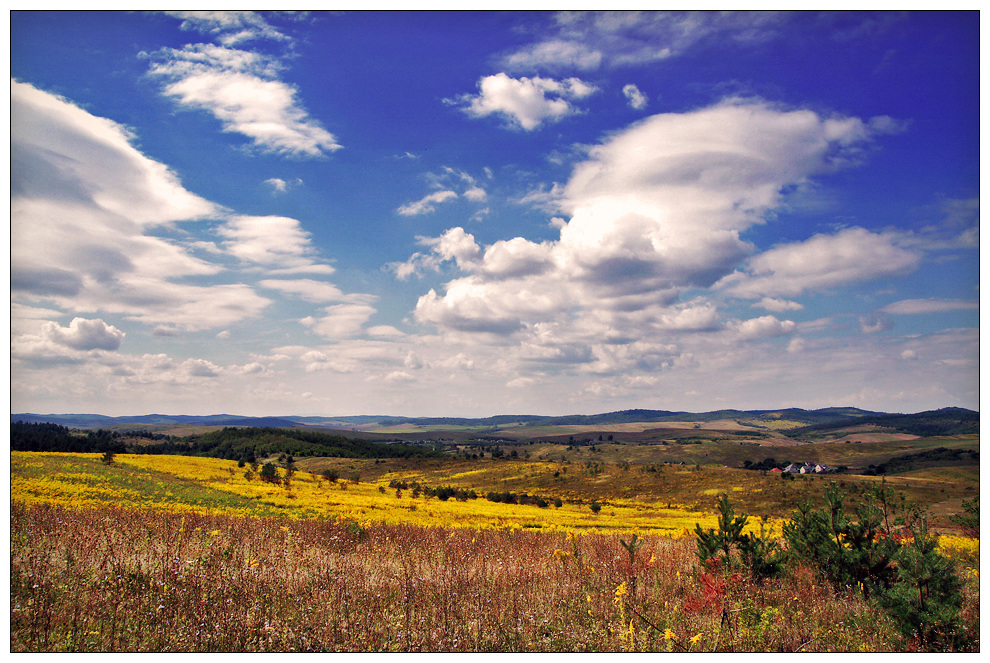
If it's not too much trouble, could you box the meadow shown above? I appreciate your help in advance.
[9,447,981,652]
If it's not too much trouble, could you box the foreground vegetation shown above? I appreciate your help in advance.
[10,449,979,652]
[11,502,977,652]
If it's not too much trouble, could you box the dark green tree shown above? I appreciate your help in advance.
[879,513,964,647]
[259,462,280,484]
[695,494,783,580]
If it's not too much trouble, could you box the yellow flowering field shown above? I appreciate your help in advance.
[9,451,790,536]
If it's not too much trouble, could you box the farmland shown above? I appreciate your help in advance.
[9,413,981,652]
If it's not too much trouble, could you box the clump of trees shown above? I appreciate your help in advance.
[698,484,970,649]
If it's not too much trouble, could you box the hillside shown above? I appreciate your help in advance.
[12,405,971,434]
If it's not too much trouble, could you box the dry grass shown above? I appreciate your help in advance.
[10,450,980,652]
[14,502,964,653]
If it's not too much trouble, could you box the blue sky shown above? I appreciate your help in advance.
[9,11,980,417]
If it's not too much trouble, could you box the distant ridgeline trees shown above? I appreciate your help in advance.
[789,407,979,438]
[10,422,439,462]
[10,422,125,454]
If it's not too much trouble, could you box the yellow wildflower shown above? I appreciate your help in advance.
[210,529,221,537]
[664,628,676,641]
[614,581,628,604]
[690,633,702,645]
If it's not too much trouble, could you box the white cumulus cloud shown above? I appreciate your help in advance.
[448,73,598,131]
[43,318,126,351]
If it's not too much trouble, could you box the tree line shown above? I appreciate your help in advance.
[10,422,440,462]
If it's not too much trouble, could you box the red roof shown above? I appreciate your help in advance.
[769,467,782,472]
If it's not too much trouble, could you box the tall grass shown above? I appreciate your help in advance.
[14,502,977,652]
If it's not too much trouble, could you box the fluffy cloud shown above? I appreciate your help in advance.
[390,227,484,279]
[42,318,125,351]
[448,73,598,130]
[398,98,913,380]
[10,80,272,331]
[147,43,340,157]
[415,99,894,322]
[720,227,920,299]
[733,315,797,340]
[622,83,648,109]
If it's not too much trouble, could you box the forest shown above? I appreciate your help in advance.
[9,421,440,461]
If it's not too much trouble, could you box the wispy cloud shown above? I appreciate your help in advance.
[218,215,335,274]
[500,11,786,73]
[880,298,979,315]
[11,79,273,332]
[166,10,292,46]
[147,14,339,157]
[397,190,458,216]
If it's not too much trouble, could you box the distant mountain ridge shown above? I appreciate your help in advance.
[10,406,977,436]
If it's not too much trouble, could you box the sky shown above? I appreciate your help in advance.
[9,10,981,417]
